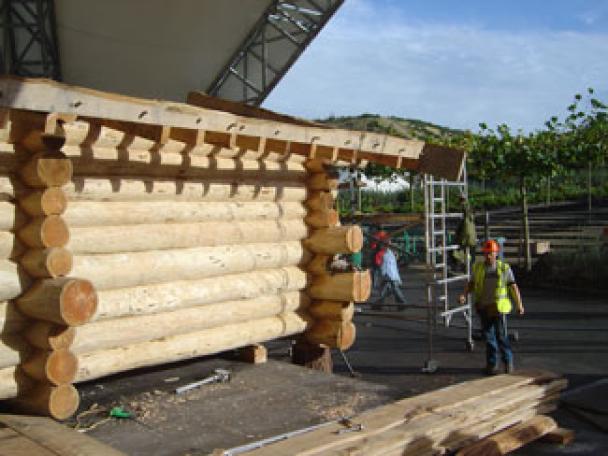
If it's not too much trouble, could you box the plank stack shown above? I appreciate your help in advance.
[237,370,568,455]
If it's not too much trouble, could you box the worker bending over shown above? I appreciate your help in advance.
[459,239,524,375]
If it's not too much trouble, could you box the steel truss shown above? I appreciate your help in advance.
[0,0,60,79]
[207,0,343,106]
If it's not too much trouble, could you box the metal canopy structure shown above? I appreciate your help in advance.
[207,0,343,106]
[0,0,343,105]
[0,0,61,79]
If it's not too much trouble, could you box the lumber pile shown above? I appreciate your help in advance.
[237,370,568,455]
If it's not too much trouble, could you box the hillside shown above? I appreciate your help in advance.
[316,113,464,141]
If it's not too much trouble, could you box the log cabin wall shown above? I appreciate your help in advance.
[0,108,369,419]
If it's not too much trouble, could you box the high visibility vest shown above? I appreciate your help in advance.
[472,260,512,314]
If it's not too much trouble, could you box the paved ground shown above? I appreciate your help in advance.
[71,267,608,455]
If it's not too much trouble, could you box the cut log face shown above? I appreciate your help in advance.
[20,349,78,385]
[16,383,80,421]
[18,215,70,248]
[20,152,73,188]
[304,226,363,254]
[24,322,76,350]
[305,209,339,228]
[20,247,73,278]
[17,278,98,326]
[19,187,68,216]
[308,271,371,302]
[305,320,356,350]
[309,301,355,322]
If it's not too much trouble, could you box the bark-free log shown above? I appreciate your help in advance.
[66,147,306,180]
[0,259,26,301]
[309,301,355,322]
[93,266,307,320]
[305,209,339,228]
[20,349,78,385]
[17,278,98,326]
[305,320,356,350]
[63,201,306,227]
[305,191,334,211]
[307,173,339,191]
[0,334,31,368]
[304,226,363,254]
[308,271,371,302]
[0,231,24,259]
[68,220,308,254]
[306,255,330,275]
[19,152,73,188]
[73,291,309,354]
[19,187,67,217]
[13,383,80,420]
[20,248,72,278]
[0,301,28,335]
[0,201,26,231]
[20,130,66,153]
[18,215,69,248]
[76,313,310,382]
[72,241,307,290]
[64,177,307,203]
[24,322,76,350]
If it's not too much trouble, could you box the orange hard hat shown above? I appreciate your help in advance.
[481,239,500,253]
[375,230,389,240]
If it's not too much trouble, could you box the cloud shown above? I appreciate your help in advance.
[264,1,608,132]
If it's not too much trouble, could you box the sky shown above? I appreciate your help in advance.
[263,0,608,132]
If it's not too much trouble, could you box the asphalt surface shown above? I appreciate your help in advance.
[69,266,608,455]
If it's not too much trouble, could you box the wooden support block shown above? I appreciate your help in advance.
[24,322,76,351]
[305,320,356,350]
[10,383,80,421]
[19,152,73,188]
[20,247,72,278]
[304,226,363,254]
[17,216,69,248]
[17,278,98,326]
[19,187,67,217]
[456,415,558,456]
[20,349,78,385]
[291,340,333,373]
[239,344,267,364]
[308,270,371,302]
[540,427,575,445]
[309,301,355,322]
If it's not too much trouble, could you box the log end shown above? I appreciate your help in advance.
[25,321,76,350]
[21,151,73,187]
[21,247,73,278]
[346,225,363,253]
[19,383,80,420]
[353,270,371,303]
[305,320,356,350]
[309,301,355,322]
[60,279,98,326]
[46,349,78,385]
[40,187,68,215]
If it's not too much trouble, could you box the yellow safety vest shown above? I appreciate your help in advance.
[472,260,512,314]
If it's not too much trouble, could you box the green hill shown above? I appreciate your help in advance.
[316,114,463,141]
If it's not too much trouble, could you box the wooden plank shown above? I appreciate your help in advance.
[455,415,558,456]
[0,414,126,455]
[0,77,465,177]
[0,428,57,456]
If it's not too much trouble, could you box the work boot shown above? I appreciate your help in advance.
[504,361,514,374]
[484,365,500,376]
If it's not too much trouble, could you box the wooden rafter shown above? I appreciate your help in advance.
[0,76,465,180]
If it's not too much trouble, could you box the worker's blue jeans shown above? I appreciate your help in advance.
[377,280,407,304]
[480,311,512,367]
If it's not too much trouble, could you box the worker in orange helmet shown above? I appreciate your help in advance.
[459,239,524,375]
[370,230,389,289]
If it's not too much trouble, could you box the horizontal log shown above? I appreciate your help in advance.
[17,278,98,326]
[307,173,339,191]
[305,191,335,211]
[73,291,309,354]
[20,130,66,152]
[0,334,31,369]
[66,146,306,180]
[19,187,67,217]
[71,241,308,290]
[12,383,80,420]
[0,259,28,301]
[63,200,306,227]
[306,255,330,275]
[304,226,363,254]
[68,220,308,254]
[20,248,72,278]
[0,201,27,231]
[309,301,354,322]
[305,320,356,350]
[308,270,371,302]
[0,230,24,259]
[76,313,310,382]
[0,301,28,335]
[20,152,73,188]
[305,209,339,228]
[63,177,308,203]
[93,266,307,321]
[20,349,78,385]
[24,322,76,351]
[0,365,30,399]
[18,215,69,248]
